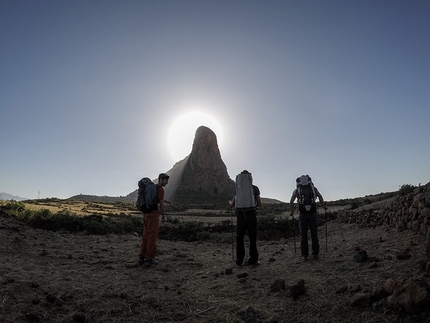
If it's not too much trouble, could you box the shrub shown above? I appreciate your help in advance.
[398,184,416,196]
[1,201,141,235]
[195,231,211,241]
[351,202,359,210]
[364,198,372,205]
[257,215,296,241]
[0,200,26,216]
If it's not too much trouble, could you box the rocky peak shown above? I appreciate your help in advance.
[188,126,225,171]
[163,126,234,204]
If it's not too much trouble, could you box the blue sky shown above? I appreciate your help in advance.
[1,1,429,202]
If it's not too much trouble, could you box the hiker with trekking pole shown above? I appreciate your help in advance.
[289,175,327,261]
[229,170,261,268]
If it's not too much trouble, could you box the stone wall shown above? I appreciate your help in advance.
[336,182,430,258]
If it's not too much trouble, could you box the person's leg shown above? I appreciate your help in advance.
[144,210,160,261]
[247,211,259,265]
[236,211,246,266]
[138,214,148,259]
[309,211,319,257]
[299,212,309,258]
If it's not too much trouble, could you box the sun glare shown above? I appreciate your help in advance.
[168,111,223,161]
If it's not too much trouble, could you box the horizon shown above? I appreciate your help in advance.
[2,180,425,203]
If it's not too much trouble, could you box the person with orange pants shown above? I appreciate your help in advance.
[138,173,170,267]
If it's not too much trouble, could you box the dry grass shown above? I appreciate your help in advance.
[1,208,428,323]
[22,200,135,216]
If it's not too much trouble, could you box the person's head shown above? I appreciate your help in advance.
[158,173,170,186]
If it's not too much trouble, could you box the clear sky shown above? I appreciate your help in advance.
[1,1,429,202]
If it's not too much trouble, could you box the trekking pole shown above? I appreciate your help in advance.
[325,208,328,251]
[291,214,296,254]
[230,206,234,262]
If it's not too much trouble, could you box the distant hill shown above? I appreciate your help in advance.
[69,193,284,205]
[261,197,285,204]
[67,194,134,204]
[0,192,28,201]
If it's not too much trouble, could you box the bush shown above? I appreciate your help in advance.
[350,202,359,210]
[363,198,372,205]
[0,200,304,242]
[257,215,296,240]
[160,220,230,242]
[398,184,416,196]
[1,201,141,235]
[0,200,26,216]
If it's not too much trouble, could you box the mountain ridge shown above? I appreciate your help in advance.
[0,192,28,201]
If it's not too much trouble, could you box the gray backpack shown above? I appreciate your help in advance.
[235,172,255,209]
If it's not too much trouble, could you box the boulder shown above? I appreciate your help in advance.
[288,279,305,298]
[270,279,285,292]
[427,226,430,258]
[353,250,367,263]
[383,278,399,295]
[396,249,411,260]
[425,262,430,277]
[238,305,257,320]
[372,286,388,302]
[350,293,372,307]
[388,279,430,313]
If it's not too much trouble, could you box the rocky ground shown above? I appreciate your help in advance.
[1,214,429,323]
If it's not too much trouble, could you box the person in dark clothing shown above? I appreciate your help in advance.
[230,170,262,267]
[289,175,327,261]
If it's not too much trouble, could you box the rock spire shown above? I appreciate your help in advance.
[163,126,234,204]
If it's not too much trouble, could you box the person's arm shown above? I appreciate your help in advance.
[256,195,262,208]
[253,185,262,208]
[229,195,236,207]
[289,192,297,216]
[159,200,166,223]
[315,188,327,210]
[158,186,167,222]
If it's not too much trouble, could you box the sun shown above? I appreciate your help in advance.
[168,111,223,161]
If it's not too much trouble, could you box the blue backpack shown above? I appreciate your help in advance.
[136,177,157,213]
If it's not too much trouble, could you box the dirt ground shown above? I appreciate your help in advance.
[1,214,429,323]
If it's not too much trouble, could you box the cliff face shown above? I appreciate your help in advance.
[164,126,235,204]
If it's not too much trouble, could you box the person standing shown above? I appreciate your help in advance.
[289,175,327,261]
[230,170,262,268]
[138,173,170,267]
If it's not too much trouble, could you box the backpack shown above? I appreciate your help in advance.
[136,177,157,213]
[296,175,316,212]
[235,172,255,209]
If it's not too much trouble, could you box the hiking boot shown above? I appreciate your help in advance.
[313,255,319,260]
[249,262,260,268]
[138,257,145,265]
[144,259,159,267]
[303,256,308,262]
[236,262,243,268]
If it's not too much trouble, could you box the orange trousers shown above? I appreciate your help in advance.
[138,210,159,260]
